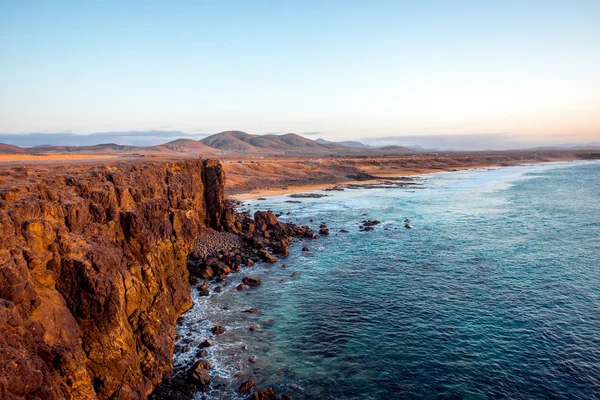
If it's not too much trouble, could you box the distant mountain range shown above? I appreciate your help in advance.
[0,131,413,156]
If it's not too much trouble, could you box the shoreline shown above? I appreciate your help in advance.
[228,161,558,201]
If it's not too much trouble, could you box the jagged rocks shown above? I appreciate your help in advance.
[258,249,277,263]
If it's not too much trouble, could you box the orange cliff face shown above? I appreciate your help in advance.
[0,160,234,399]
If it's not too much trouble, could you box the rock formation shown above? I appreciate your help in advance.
[0,160,234,399]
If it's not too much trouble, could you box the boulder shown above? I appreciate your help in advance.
[211,325,226,335]
[259,249,277,263]
[242,277,261,287]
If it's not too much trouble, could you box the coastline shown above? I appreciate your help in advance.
[228,161,559,201]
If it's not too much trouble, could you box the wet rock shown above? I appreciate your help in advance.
[248,355,257,363]
[319,223,327,229]
[198,287,210,296]
[290,272,300,278]
[319,228,329,235]
[196,349,208,358]
[258,249,277,263]
[188,368,210,391]
[242,277,261,287]
[360,226,374,232]
[247,259,254,266]
[193,359,211,370]
[199,340,212,348]
[340,229,349,233]
[238,380,255,394]
[362,220,380,227]
[188,360,211,390]
[302,246,310,251]
[251,387,277,400]
[244,308,260,313]
[282,264,287,268]
[211,325,226,335]
[214,286,223,293]
[236,284,245,291]
[248,325,259,332]
[281,395,292,400]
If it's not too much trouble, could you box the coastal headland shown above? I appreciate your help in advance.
[0,150,597,399]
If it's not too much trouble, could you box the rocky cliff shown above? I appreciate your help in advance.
[0,159,234,399]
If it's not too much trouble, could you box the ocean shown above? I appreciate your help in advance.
[175,160,600,399]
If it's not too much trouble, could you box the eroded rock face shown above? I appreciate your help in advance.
[0,159,231,399]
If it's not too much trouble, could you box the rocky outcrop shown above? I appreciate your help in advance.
[0,160,233,399]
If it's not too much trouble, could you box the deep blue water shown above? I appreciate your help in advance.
[176,161,600,399]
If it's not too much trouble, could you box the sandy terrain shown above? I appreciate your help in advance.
[0,150,596,200]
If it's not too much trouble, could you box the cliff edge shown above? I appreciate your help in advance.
[0,159,233,399]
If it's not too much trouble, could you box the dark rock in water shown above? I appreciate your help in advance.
[302,246,310,251]
[404,224,413,229]
[360,226,374,232]
[248,355,257,363]
[214,286,223,293]
[319,223,327,228]
[193,359,211,370]
[285,200,302,203]
[188,361,211,390]
[290,272,300,278]
[251,387,277,400]
[198,288,210,296]
[340,229,349,233]
[309,219,314,222]
[236,283,245,291]
[262,319,275,327]
[242,276,261,287]
[257,197,267,200]
[211,325,226,335]
[216,273,228,281]
[282,263,287,268]
[362,220,380,226]
[248,325,259,332]
[247,259,254,266]
[281,395,293,400]
[244,308,260,313]
[199,281,209,291]
[289,193,327,198]
[238,380,255,394]
[199,340,212,348]
[319,228,329,235]
[196,349,208,358]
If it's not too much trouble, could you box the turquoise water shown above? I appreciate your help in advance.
[177,161,600,399]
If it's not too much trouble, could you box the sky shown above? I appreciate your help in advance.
[1,0,599,149]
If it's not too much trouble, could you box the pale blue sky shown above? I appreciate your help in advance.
[1,0,599,145]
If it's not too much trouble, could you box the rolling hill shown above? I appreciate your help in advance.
[1,131,414,157]
[0,143,28,154]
